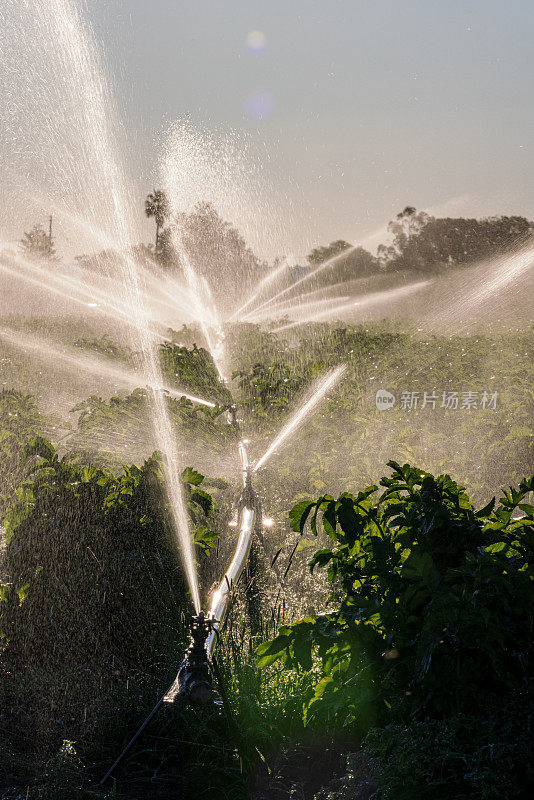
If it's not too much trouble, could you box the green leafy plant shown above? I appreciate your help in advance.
[159,341,232,405]
[0,442,233,800]
[67,388,235,469]
[258,462,534,730]
[0,389,43,514]
[233,361,309,417]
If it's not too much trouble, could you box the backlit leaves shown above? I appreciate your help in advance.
[258,462,534,732]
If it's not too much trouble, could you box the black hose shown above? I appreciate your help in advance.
[99,692,167,784]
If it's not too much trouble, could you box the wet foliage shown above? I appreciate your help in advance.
[0,389,43,516]
[61,340,236,470]
[159,341,232,406]
[229,322,533,507]
[257,463,534,797]
[0,436,225,796]
[0,323,533,797]
[67,389,235,471]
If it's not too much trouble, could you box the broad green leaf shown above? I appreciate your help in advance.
[289,500,314,533]
[181,467,204,486]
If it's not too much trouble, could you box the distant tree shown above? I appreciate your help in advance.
[128,243,158,269]
[306,240,380,285]
[379,208,533,273]
[19,223,57,262]
[378,207,430,268]
[74,244,154,275]
[144,190,169,255]
[391,205,429,247]
[156,226,176,270]
[74,249,120,274]
[175,202,263,312]
[308,240,353,266]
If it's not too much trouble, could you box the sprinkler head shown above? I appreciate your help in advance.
[228,404,239,430]
[174,612,216,706]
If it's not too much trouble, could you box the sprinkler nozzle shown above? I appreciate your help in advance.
[164,612,216,706]
[228,404,239,430]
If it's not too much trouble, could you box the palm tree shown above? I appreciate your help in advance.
[144,190,169,252]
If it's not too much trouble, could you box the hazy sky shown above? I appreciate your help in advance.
[4,0,534,261]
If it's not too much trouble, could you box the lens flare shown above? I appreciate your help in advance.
[246,91,274,119]
[246,29,266,52]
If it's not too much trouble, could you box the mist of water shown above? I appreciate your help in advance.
[242,243,368,321]
[428,239,534,326]
[240,276,350,322]
[228,258,291,322]
[0,247,195,336]
[6,0,202,610]
[0,326,216,408]
[272,281,431,332]
[246,294,352,324]
[161,127,236,383]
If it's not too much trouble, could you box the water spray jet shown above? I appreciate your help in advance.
[0,326,216,408]
[100,463,261,783]
[270,282,431,332]
[253,364,347,472]
[163,475,261,704]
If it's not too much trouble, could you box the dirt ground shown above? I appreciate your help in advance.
[251,737,378,800]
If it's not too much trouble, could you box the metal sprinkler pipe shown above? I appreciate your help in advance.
[101,392,262,781]
[164,469,261,703]
[206,469,260,658]
[162,393,256,707]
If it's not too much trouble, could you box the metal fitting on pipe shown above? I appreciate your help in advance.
[163,612,216,705]
[228,403,239,431]
[165,471,262,704]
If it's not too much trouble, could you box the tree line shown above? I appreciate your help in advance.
[19,195,533,302]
